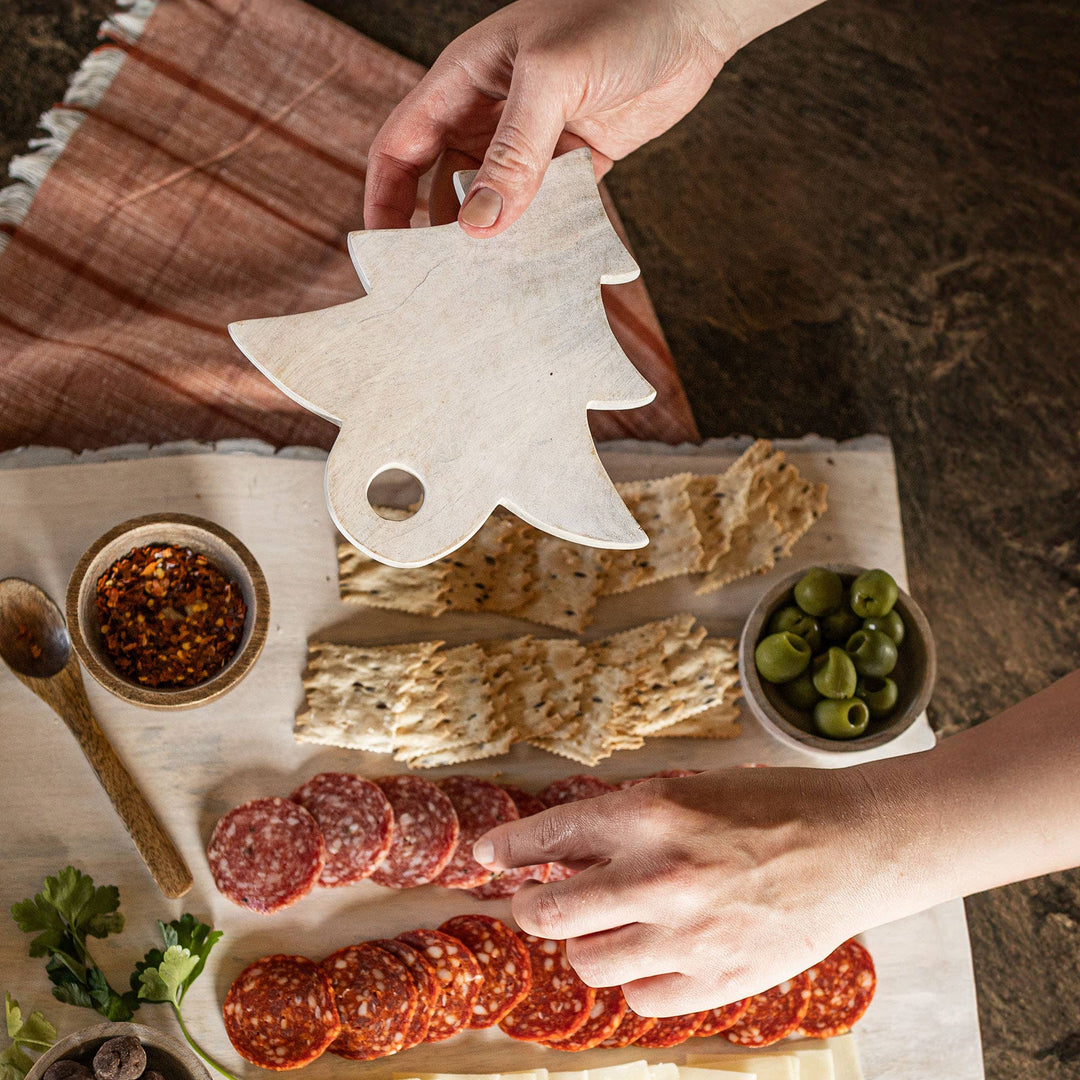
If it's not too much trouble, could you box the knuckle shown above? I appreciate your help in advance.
[564,937,618,988]
[533,808,574,859]
[514,883,564,938]
[482,127,544,186]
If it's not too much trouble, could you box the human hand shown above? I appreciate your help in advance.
[473,767,904,1016]
[364,0,735,236]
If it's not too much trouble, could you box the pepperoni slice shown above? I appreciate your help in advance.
[321,943,417,1060]
[439,915,532,1028]
[223,954,340,1070]
[207,797,325,914]
[633,1011,708,1047]
[435,777,519,890]
[396,928,483,1042]
[468,785,552,900]
[539,775,616,806]
[597,1008,658,1048]
[369,939,438,1048]
[371,776,459,888]
[796,939,877,1037]
[541,985,628,1050]
[694,998,751,1036]
[290,773,393,887]
[499,935,596,1043]
[617,769,700,788]
[723,972,812,1047]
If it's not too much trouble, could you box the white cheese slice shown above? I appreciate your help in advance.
[790,1048,835,1080]
[823,1036,863,1080]
[679,1067,756,1080]
[649,1063,681,1080]
[549,1072,588,1080]
[685,1055,797,1080]
[585,1061,652,1080]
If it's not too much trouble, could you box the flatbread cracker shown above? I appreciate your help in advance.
[482,519,539,613]
[511,534,606,632]
[338,544,449,615]
[660,700,743,738]
[443,516,514,612]
[482,637,558,739]
[769,462,830,556]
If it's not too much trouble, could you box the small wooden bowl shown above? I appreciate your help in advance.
[25,1022,210,1080]
[67,513,269,710]
[739,563,936,754]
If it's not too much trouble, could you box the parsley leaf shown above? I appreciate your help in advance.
[1,996,56,1080]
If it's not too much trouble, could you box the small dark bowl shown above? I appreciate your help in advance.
[739,563,936,753]
[66,513,269,710]
[25,1022,210,1080]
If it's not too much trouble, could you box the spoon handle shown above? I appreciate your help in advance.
[39,662,194,899]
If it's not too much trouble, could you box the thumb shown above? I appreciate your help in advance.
[458,72,568,236]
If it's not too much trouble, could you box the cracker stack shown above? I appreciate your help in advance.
[337,440,828,632]
[295,615,740,767]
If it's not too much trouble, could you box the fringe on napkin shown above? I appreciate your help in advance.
[0,0,156,258]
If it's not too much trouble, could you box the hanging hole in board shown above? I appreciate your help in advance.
[367,468,425,520]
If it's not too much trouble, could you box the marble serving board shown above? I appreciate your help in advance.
[0,437,983,1080]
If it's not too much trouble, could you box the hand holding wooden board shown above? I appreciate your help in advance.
[229,148,655,568]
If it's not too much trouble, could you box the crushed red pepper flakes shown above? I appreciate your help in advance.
[95,544,247,689]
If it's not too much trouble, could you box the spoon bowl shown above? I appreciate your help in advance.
[0,578,71,679]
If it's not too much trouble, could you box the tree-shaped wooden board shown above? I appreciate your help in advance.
[228,148,656,567]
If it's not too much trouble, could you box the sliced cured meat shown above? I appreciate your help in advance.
[723,971,812,1047]
[633,1011,708,1047]
[597,1009,658,1049]
[541,985,627,1050]
[290,773,393,887]
[617,769,700,788]
[438,914,532,1028]
[498,935,596,1043]
[223,954,340,1070]
[371,776,459,888]
[694,998,751,1036]
[321,943,417,1060]
[207,797,324,914]
[796,938,876,1038]
[369,939,439,1048]
[434,776,518,890]
[539,775,616,806]
[396,928,483,1042]
[469,784,552,899]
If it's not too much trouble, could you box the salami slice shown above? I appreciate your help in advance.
[633,1011,708,1047]
[541,985,627,1051]
[539,775,616,806]
[693,998,751,1036]
[796,939,876,1038]
[434,776,519,890]
[596,1007,658,1048]
[223,954,341,1070]
[617,769,700,788]
[371,776,459,888]
[498,935,596,1043]
[438,915,532,1028]
[723,972,812,1047]
[290,773,393,887]
[321,944,417,1060]
[369,939,439,1048]
[396,928,483,1042]
[207,797,325,914]
[468,785,552,899]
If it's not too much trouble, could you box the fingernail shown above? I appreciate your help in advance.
[472,838,495,865]
[460,187,502,229]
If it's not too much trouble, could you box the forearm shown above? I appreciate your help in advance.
[858,668,1080,918]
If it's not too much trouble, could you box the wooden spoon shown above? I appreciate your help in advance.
[0,577,193,898]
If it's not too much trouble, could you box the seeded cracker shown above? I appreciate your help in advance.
[769,461,830,557]
[482,637,559,738]
[476,519,538,613]
[442,516,515,612]
[661,698,743,738]
[511,534,607,632]
[535,637,592,733]
[338,544,449,615]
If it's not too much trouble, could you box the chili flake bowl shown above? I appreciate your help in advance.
[738,563,936,754]
[67,513,269,710]
[25,1022,210,1080]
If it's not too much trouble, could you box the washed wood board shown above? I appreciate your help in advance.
[229,148,656,569]
[0,438,982,1080]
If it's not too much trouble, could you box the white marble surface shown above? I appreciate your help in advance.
[0,438,981,1080]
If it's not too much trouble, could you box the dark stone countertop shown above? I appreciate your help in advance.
[2,1,1077,1076]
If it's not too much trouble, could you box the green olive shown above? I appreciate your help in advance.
[856,676,899,718]
[794,568,844,617]
[811,646,858,699]
[781,669,821,711]
[768,606,822,653]
[850,569,899,618]
[755,631,812,684]
[814,697,871,739]
[822,600,862,644]
[862,610,905,646]
[845,628,898,678]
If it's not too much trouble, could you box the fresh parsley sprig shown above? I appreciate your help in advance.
[1,995,56,1080]
[133,916,238,1080]
[10,868,137,1022]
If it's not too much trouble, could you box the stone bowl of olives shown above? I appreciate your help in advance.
[25,1025,209,1080]
[739,564,936,752]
